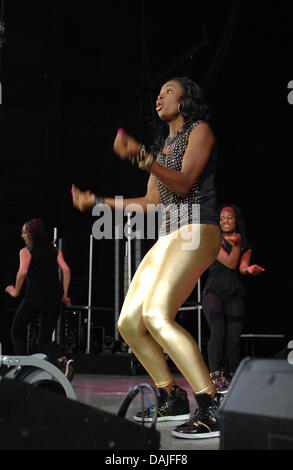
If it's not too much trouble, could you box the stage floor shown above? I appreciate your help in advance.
[71,373,220,451]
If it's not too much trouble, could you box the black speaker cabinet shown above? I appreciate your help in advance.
[220,358,293,450]
[0,377,160,450]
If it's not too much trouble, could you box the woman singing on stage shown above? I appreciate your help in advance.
[72,77,223,438]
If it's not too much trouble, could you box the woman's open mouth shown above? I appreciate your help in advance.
[156,102,162,112]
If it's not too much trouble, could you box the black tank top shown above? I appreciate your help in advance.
[203,237,251,297]
[25,244,62,299]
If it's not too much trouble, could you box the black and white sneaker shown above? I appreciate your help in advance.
[134,385,190,422]
[172,392,223,439]
[210,371,229,394]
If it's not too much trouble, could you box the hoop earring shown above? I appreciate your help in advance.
[178,103,182,114]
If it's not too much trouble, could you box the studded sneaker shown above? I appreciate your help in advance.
[172,392,223,439]
[134,385,190,422]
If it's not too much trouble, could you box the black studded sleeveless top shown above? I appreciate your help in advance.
[153,121,219,237]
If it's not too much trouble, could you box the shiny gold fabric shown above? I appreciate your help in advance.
[118,224,221,394]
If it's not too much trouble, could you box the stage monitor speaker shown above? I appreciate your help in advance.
[0,377,160,450]
[220,358,293,450]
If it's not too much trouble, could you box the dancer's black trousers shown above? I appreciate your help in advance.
[202,290,245,374]
[10,295,62,361]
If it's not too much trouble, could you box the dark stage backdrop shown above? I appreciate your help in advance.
[0,1,292,356]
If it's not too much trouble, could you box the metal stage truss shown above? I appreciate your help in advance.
[53,229,113,354]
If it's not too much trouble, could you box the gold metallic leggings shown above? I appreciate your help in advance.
[118,224,221,395]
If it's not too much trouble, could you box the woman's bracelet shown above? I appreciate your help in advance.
[138,153,154,171]
[129,144,154,171]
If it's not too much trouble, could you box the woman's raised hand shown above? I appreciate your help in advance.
[113,128,141,160]
[71,184,95,212]
[225,233,242,246]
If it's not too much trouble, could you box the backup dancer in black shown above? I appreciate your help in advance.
[5,218,73,378]
[202,205,265,390]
